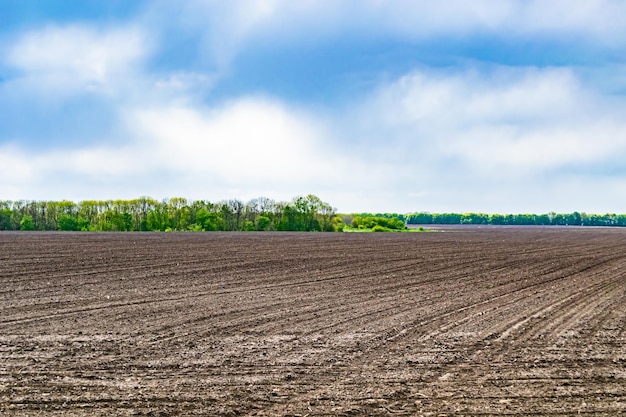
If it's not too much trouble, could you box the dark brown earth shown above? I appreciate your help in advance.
[1,228,625,416]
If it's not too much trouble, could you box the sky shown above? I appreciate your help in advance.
[1,1,626,214]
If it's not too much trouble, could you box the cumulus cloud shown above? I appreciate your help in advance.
[358,66,626,175]
[5,24,148,95]
[314,65,626,212]
[2,2,626,213]
[128,98,339,183]
[0,145,36,183]
[5,64,626,213]
[0,97,382,205]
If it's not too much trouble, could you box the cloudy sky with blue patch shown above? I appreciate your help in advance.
[2,0,626,213]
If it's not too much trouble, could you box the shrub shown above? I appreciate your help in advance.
[351,215,406,231]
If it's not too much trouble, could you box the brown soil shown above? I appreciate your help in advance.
[1,228,625,416]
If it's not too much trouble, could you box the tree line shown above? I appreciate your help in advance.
[2,197,625,232]
[404,211,626,227]
[0,195,343,232]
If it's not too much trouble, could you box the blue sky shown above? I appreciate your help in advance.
[2,1,626,213]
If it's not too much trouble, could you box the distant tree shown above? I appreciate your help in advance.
[255,215,272,231]
[163,197,189,230]
[567,212,582,226]
[432,213,462,224]
[461,213,489,224]
[20,215,35,231]
[489,214,506,225]
[58,214,80,231]
[145,201,168,231]
[331,216,345,232]
[552,213,566,226]
[221,199,244,231]
[293,196,315,231]
[0,208,13,230]
[316,199,337,232]
[196,208,223,231]
[107,211,133,231]
[277,204,297,231]
[406,212,433,224]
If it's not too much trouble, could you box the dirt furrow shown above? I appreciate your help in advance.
[2,229,626,416]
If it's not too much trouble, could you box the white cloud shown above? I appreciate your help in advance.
[0,97,386,207]
[4,65,626,213]
[453,123,626,174]
[0,145,37,182]
[6,24,148,94]
[304,64,626,212]
[359,66,626,176]
[519,0,625,40]
[3,0,626,213]
[158,0,626,67]
[128,98,338,183]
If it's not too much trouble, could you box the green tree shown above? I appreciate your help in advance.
[407,212,433,224]
[20,215,35,231]
[58,214,80,231]
[567,212,582,226]
[146,201,168,231]
[0,209,13,230]
[552,213,566,225]
[196,208,223,231]
[255,215,272,231]
[220,200,244,231]
[461,213,488,224]
[331,215,345,232]
[277,204,297,231]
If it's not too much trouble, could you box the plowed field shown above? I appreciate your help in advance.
[1,228,625,416]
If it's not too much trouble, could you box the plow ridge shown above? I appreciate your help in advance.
[1,228,625,415]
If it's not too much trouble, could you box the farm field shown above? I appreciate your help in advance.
[1,229,625,416]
